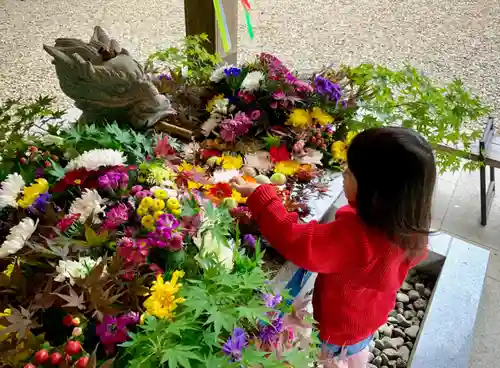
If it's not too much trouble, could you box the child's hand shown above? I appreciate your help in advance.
[230,177,260,197]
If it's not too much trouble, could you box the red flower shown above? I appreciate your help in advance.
[200,149,221,160]
[154,135,176,158]
[57,214,81,233]
[208,183,233,199]
[52,165,136,192]
[238,90,255,104]
[269,144,290,163]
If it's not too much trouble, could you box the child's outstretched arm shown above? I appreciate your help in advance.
[240,183,364,274]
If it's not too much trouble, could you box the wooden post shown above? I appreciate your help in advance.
[184,0,238,64]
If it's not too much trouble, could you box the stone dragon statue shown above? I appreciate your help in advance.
[43,26,175,129]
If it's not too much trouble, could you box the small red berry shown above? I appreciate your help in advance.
[51,155,58,161]
[76,356,90,368]
[29,146,38,153]
[316,133,322,139]
[72,317,80,326]
[310,137,317,143]
[44,161,51,168]
[321,144,327,150]
[50,352,64,365]
[63,314,74,326]
[20,157,27,164]
[23,364,36,368]
[34,349,49,364]
[65,340,81,356]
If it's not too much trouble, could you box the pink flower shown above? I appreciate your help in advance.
[219,112,254,142]
[102,203,129,230]
[249,110,261,121]
[294,79,314,93]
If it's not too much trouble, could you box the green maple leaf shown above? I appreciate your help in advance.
[160,346,202,368]
[262,133,281,149]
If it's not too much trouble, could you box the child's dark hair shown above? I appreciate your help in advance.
[347,127,436,254]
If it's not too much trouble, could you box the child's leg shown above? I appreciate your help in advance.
[345,348,369,368]
[319,347,369,368]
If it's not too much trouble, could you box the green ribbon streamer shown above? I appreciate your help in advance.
[213,0,231,53]
[245,10,254,39]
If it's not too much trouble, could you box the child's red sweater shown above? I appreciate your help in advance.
[247,185,427,345]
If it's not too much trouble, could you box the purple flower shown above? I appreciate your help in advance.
[135,190,153,201]
[224,67,241,77]
[262,292,282,308]
[259,316,284,346]
[219,112,254,142]
[222,327,248,362]
[314,76,342,103]
[95,313,138,346]
[243,234,256,248]
[99,171,129,191]
[158,73,172,81]
[147,213,182,249]
[29,192,51,214]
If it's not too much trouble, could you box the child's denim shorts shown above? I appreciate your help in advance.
[321,334,373,358]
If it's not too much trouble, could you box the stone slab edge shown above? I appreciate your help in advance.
[409,237,490,368]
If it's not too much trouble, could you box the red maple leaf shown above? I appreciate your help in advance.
[269,144,290,163]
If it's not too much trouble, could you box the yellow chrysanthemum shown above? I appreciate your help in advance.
[0,308,12,342]
[166,197,180,210]
[171,208,182,217]
[274,160,301,176]
[148,166,176,186]
[153,211,165,220]
[141,215,155,229]
[187,181,202,191]
[143,271,185,320]
[178,162,205,173]
[345,131,358,145]
[3,261,15,278]
[311,107,334,126]
[141,197,154,208]
[17,178,49,208]
[286,109,312,129]
[331,141,348,162]
[154,189,168,200]
[221,154,243,170]
[231,189,246,204]
[151,199,165,211]
[206,94,225,113]
[137,206,148,217]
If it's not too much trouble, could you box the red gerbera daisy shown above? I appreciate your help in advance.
[208,183,233,199]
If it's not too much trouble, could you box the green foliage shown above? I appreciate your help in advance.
[57,122,155,164]
[344,64,490,172]
[0,96,65,179]
[145,34,222,84]
[117,246,317,368]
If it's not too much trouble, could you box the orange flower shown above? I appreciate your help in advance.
[243,175,257,183]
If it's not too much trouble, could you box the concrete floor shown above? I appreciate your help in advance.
[1,0,499,366]
[433,169,500,367]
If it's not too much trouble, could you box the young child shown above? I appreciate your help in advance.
[231,127,436,368]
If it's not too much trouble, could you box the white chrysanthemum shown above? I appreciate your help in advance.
[210,64,234,83]
[194,231,234,270]
[240,71,265,92]
[0,173,25,209]
[0,218,38,258]
[69,189,107,223]
[54,256,103,285]
[65,149,125,171]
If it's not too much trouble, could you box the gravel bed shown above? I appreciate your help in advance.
[367,270,435,368]
[2,0,500,133]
